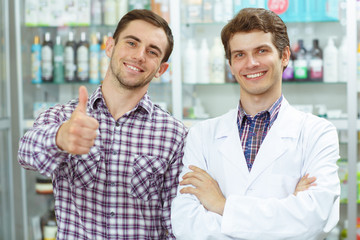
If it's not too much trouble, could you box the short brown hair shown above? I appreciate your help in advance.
[112,9,174,63]
[221,8,289,62]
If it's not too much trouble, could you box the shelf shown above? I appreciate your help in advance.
[182,81,347,86]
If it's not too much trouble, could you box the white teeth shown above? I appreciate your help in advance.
[246,72,264,78]
[127,64,141,72]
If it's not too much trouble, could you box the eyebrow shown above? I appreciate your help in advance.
[124,34,163,56]
[231,44,272,55]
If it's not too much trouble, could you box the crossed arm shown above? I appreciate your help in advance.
[179,165,316,216]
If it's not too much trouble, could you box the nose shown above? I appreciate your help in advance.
[245,55,260,68]
[132,46,146,62]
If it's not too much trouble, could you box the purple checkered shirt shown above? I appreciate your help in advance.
[237,95,283,171]
[18,86,188,239]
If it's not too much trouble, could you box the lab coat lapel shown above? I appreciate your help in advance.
[216,109,250,177]
[248,99,303,184]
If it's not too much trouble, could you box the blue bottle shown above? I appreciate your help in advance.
[31,35,42,84]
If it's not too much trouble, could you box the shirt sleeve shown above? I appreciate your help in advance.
[162,129,188,239]
[18,105,71,177]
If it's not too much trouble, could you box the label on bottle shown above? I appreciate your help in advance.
[77,45,89,81]
[309,59,323,80]
[90,50,100,83]
[282,60,293,80]
[31,46,42,84]
[64,46,76,80]
[43,225,57,240]
[41,45,53,80]
[294,59,308,79]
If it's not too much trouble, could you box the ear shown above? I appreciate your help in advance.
[105,37,115,58]
[281,46,291,67]
[154,62,169,78]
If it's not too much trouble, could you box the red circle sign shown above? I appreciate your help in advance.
[268,0,289,15]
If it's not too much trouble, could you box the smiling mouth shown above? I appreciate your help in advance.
[125,63,143,72]
[245,72,265,79]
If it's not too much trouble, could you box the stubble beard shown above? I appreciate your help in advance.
[110,59,155,91]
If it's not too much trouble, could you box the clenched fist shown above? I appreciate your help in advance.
[56,86,99,155]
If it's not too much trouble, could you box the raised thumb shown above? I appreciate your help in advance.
[77,86,88,114]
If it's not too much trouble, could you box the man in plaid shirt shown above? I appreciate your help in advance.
[18,9,187,239]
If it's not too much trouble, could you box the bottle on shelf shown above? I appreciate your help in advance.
[209,37,225,83]
[323,36,338,83]
[117,0,128,20]
[202,0,213,23]
[77,32,90,82]
[89,33,101,84]
[282,48,294,81]
[53,36,64,84]
[104,0,117,26]
[100,35,110,82]
[92,0,102,25]
[64,32,77,82]
[183,38,197,84]
[41,198,57,240]
[213,0,224,22]
[293,39,308,81]
[197,38,210,83]
[31,35,42,84]
[309,39,323,82]
[41,32,53,82]
[338,36,348,83]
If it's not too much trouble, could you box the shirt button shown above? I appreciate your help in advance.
[116,122,120,127]
[110,212,115,217]
[112,151,117,155]
[111,182,116,186]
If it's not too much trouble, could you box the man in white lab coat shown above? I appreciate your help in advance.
[171,8,340,240]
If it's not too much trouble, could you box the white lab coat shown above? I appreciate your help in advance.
[171,98,340,240]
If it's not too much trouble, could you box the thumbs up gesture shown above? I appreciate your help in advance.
[56,86,99,155]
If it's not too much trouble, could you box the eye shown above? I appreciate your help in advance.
[148,49,160,57]
[148,50,158,56]
[259,49,267,54]
[127,41,136,47]
[234,52,243,58]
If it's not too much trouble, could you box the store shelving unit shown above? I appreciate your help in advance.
[6,0,359,239]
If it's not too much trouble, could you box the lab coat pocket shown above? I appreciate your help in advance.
[71,148,101,189]
[130,155,168,201]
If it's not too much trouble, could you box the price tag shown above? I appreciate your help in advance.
[268,0,289,15]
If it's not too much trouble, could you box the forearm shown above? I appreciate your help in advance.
[18,124,69,176]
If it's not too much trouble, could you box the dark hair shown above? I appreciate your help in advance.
[112,9,174,63]
[221,8,289,62]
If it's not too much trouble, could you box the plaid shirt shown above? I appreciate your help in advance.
[237,95,282,170]
[18,86,188,240]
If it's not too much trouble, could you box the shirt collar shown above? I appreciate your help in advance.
[88,86,154,116]
[238,94,283,124]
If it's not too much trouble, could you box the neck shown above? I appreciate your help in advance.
[240,93,281,117]
[101,78,148,120]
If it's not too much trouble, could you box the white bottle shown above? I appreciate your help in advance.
[223,0,233,22]
[197,39,210,83]
[323,37,338,83]
[183,39,198,84]
[92,0,102,25]
[209,37,225,83]
[213,0,224,22]
[117,0,128,20]
[338,36,348,83]
[104,0,117,26]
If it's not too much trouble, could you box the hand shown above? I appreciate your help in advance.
[56,86,99,155]
[180,165,226,216]
[294,173,316,196]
